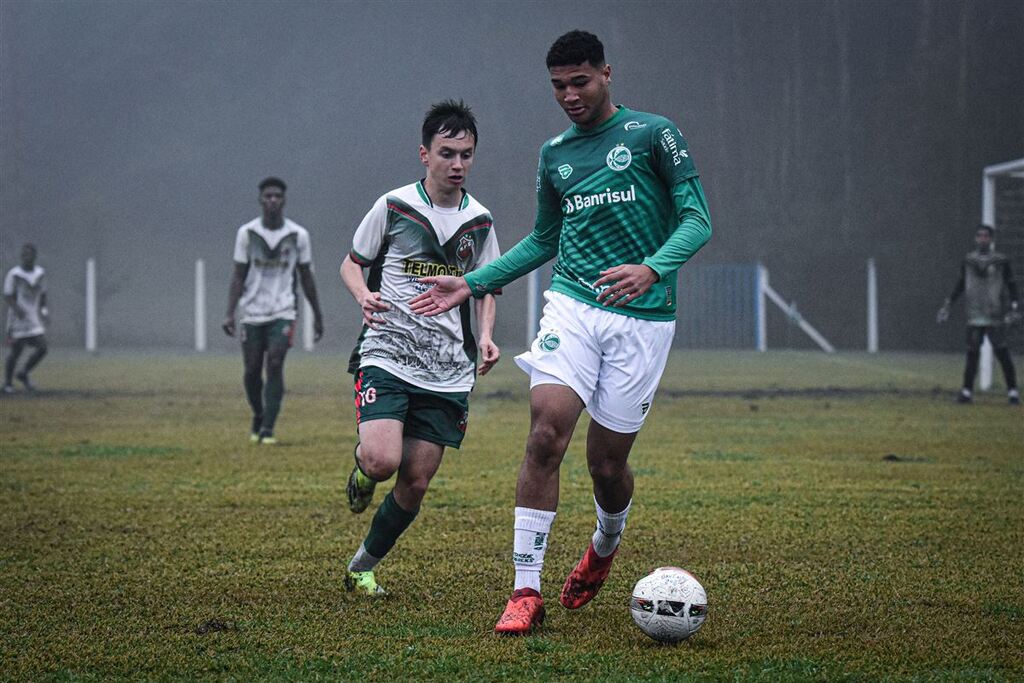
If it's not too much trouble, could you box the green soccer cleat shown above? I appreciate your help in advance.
[346,444,376,513]
[344,570,386,596]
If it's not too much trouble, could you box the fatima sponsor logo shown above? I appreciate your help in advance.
[557,164,573,179]
[606,144,632,171]
[660,129,689,166]
[563,184,637,214]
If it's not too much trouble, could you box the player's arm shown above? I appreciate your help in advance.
[637,121,712,283]
[597,177,712,306]
[1003,259,1019,305]
[2,272,24,319]
[474,293,500,375]
[938,262,966,323]
[223,263,248,337]
[643,177,712,277]
[340,254,390,329]
[297,263,324,342]
[1002,260,1021,323]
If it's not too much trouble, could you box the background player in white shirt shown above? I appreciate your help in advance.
[3,244,48,393]
[223,177,325,443]
[339,100,501,596]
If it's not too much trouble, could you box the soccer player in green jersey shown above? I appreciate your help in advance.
[411,30,712,634]
[223,177,325,444]
[340,100,501,596]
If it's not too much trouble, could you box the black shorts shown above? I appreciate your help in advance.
[966,326,1007,352]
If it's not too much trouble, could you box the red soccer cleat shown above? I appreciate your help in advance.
[494,588,545,635]
[560,543,617,609]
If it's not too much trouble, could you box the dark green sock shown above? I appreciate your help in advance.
[262,364,284,432]
[364,491,419,560]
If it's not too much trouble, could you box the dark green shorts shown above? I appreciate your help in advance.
[354,365,470,449]
[241,319,295,353]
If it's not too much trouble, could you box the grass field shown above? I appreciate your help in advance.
[1,350,1022,682]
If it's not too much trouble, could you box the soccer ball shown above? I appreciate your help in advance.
[630,567,708,643]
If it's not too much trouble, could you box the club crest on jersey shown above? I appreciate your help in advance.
[557,164,573,179]
[538,332,560,352]
[456,233,474,261]
[606,144,632,171]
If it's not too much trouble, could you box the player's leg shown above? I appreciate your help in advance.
[497,292,598,634]
[3,337,26,391]
[16,335,47,389]
[561,313,674,610]
[987,327,1019,404]
[240,324,267,439]
[349,418,404,510]
[347,379,463,595]
[258,319,294,442]
[346,437,444,596]
[495,383,584,634]
[959,326,984,403]
[347,367,410,512]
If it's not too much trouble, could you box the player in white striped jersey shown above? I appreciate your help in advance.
[3,244,48,393]
[223,177,324,443]
[339,100,501,596]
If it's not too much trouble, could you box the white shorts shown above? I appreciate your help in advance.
[514,291,675,433]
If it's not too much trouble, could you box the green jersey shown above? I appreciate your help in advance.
[465,105,711,320]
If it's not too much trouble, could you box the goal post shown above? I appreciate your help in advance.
[979,158,1024,391]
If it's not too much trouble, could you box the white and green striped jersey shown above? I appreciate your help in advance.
[349,181,500,392]
[465,105,711,320]
[3,265,46,339]
[233,218,312,324]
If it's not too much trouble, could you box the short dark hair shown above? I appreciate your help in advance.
[546,30,605,69]
[422,99,478,149]
[976,223,994,236]
[258,177,287,193]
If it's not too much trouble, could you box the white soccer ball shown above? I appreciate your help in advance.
[630,566,708,643]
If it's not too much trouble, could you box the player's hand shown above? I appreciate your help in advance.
[1005,301,1022,326]
[936,303,950,324]
[477,338,500,376]
[409,276,471,316]
[313,316,324,342]
[594,264,659,307]
[357,292,391,329]
[222,316,236,337]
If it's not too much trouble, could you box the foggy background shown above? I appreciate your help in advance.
[2,0,1022,354]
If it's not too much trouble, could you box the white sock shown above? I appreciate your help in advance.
[347,543,380,572]
[592,497,631,558]
[512,506,556,592]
